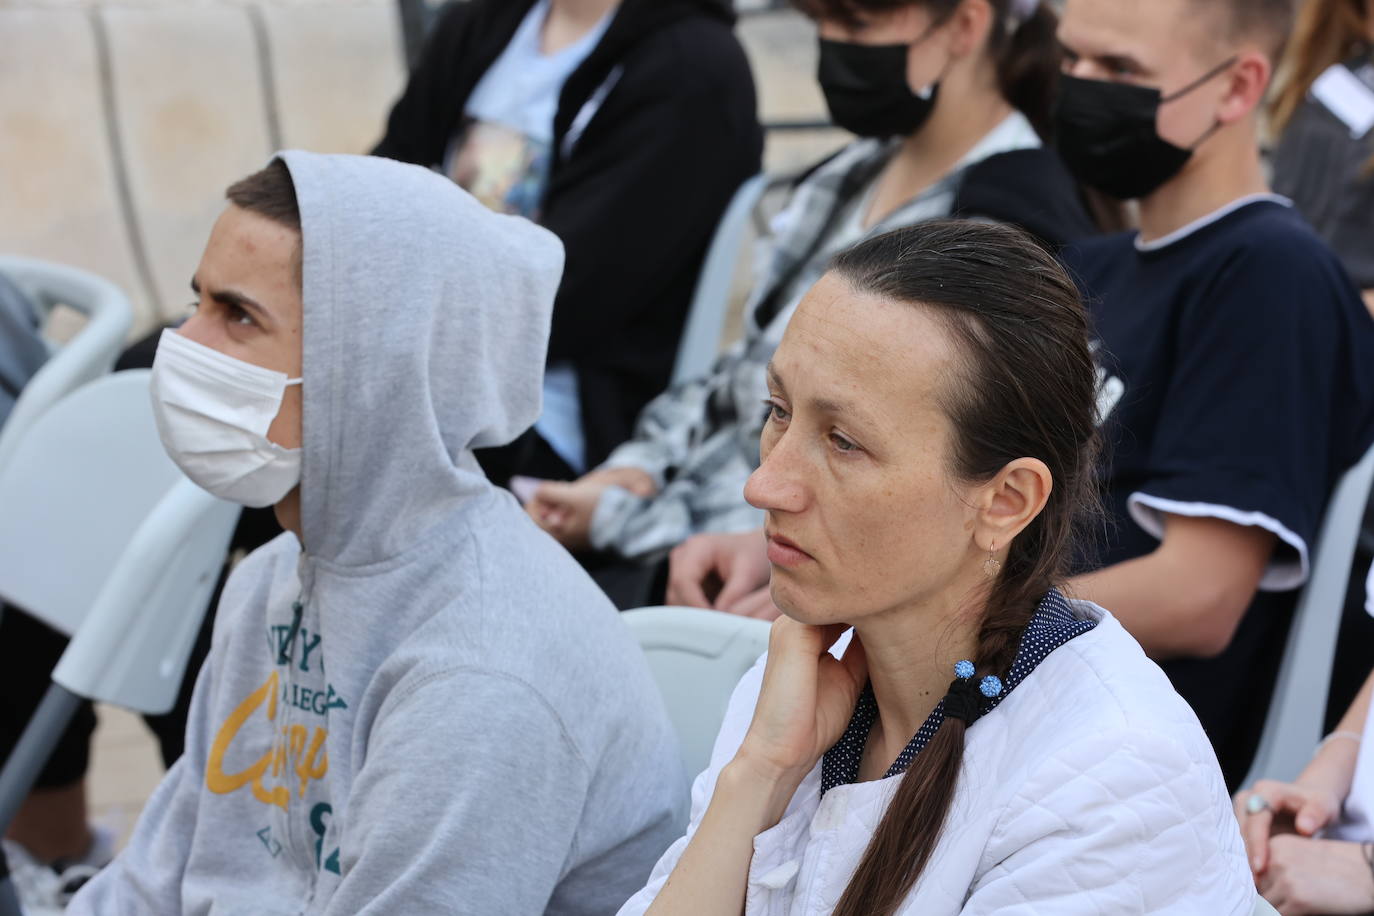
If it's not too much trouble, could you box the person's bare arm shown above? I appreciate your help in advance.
[1236,669,1374,874]
[1068,513,1275,660]
[1362,289,1374,319]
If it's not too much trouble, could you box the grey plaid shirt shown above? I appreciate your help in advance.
[591,114,1041,560]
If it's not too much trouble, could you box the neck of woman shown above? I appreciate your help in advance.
[851,580,988,773]
[864,74,1014,229]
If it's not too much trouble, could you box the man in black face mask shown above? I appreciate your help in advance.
[1054,0,1374,791]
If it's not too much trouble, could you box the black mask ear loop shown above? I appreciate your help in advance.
[1159,56,1240,150]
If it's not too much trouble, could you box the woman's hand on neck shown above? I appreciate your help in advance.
[544,0,619,54]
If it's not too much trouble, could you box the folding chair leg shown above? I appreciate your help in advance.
[0,872,22,916]
[0,682,85,836]
[0,683,86,916]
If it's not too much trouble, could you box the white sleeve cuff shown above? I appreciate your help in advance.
[1366,561,1373,618]
[1127,492,1308,592]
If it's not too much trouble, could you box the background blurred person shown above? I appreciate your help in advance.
[1053,0,1374,791]
[0,273,46,428]
[1236,570,1374,914]
[530,0,1101,607]
[1269,0,1374,316]
[373,0,763,485]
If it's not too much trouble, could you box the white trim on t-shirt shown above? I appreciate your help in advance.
[1367,560,1373,617]
[1134,193,1293,252]
[1126,491,1309,592]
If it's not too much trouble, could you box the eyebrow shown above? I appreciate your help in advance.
[767,362,880,429]
[190,276,272,325]
[1057,38,1146,75]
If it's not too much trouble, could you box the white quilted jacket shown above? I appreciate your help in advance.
[618,602,1253,914]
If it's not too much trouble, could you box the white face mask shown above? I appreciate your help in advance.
[150,329,303,508]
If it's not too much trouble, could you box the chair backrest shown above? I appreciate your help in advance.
[0,5,404,334]
[53,475,239,713]
[622,606,772,780]
[1244,441,1374,788]
[0,370,239,712]
[671,173,769,387]
[0,371,185,634]
[0,256,133,475]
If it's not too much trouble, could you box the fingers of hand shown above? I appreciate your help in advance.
[1240,805,1275,874]
[839,635,868,688]
[730,588,780,620]
[716,557,768,610]
[667,539,717,609]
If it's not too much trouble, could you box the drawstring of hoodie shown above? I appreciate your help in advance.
[277,598,305,666]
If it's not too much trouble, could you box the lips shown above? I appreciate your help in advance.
[765,531,814,568]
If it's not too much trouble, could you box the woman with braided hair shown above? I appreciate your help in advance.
[618,220,1252,914]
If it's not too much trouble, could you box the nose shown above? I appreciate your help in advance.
[745,429,809,515]
[178,310,215,347]
[1063,57,1103,81]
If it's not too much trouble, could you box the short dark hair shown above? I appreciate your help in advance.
[225,158,302,283]
[1195,0,1296,59]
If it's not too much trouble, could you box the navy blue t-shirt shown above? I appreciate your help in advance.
[1061,197,1374,788]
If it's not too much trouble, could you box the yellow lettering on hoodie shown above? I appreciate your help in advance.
[207,671,329,809]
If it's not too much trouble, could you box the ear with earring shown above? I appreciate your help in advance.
[983,544,1002,577]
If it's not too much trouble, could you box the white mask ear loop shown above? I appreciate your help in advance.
[285,378,303,387]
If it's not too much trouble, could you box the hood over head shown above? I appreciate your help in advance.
[277,151,564,567]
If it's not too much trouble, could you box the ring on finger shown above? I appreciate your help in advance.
[1246,794,1270,815]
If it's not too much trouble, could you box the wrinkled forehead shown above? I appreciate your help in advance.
[776,275,964,427]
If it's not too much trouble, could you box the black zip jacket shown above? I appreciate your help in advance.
[373,0,764,468]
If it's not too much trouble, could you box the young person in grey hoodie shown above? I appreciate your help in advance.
[67,150,687,915]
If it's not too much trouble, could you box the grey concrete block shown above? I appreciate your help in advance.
[260,2,405,155]
[0,9,152,327]
[101,5,274,324]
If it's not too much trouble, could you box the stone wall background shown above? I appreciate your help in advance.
[0,0,843,337]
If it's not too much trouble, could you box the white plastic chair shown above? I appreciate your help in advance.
[0,256,134,475]
[622,606,772,781]
[0,371,239,915]
[1244,442,1374,789]
[670,173,769,387]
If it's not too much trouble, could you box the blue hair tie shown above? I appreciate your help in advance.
[944,661,1004,725]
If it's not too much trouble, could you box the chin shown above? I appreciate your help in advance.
[769,579,849,628]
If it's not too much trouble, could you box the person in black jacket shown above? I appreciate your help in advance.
[527,0,1104,609]
[373,0,763,482]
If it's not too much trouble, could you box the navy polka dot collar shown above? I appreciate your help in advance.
[819,589,1096,795]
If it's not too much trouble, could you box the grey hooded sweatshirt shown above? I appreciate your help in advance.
[69,151,687,915]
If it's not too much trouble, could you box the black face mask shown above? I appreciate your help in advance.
[818,38,940,138]
[1052,58,1236,200]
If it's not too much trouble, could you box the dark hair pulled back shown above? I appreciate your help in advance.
[793,0,1062,136]
[827,219,1101,916]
